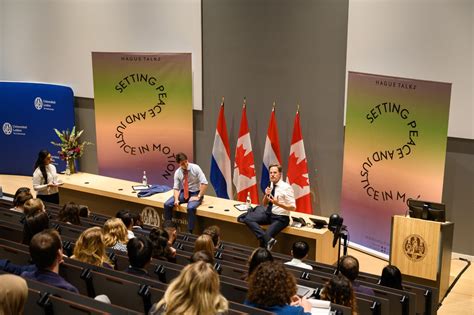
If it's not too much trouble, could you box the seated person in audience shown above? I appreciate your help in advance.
[22,229,79,293]
[321,274,357,314]
[78,205,90,218]
[23,198,46,216]
[203,225,222,249]
[245,247,274,280]
[0,274,28,315]
[162,219,177,247]
[71,227,113,269]
[103,218,129,252]
[124,235,153,277]
[194,234,215,257]
[149,261,228,315]
[245,261,311,315]
[190,250,215,265]
[149,228,176,262]
[242,164,296,250]
[380,265,403,290]
[131,211,144,230]
[285,241,313,270]
[58,201,82,225]
[22,209,50,245]
[116,209,135,239]
[12,186,31,201]
[339,255,374,296]
[10,191,33,213]
[0,259,36,275]
[141,207,161,227]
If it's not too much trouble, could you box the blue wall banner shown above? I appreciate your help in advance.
[0,82,75,176]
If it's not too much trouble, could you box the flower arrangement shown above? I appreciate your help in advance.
[51,126,92,173]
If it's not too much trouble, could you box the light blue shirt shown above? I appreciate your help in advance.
[173,163,208,192]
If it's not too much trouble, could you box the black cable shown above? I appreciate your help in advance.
[437,257,471,309]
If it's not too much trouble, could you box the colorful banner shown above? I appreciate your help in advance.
[0,82,75,175]
[92,52,193,185]
[341,72,451,255]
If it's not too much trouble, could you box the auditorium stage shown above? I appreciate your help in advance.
[1,173,338,265]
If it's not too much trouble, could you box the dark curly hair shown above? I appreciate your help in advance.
[247,261,296,307]
[320,274,357,312]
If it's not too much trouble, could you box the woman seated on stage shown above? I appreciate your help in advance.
[245,261,311,315]
[103,218,129,252]
[32,149,61,204]
[149,261,228,315]
[71,227,113,268]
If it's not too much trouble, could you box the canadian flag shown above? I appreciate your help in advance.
[287,109,312,214]
[233,100,259,203]
[261,105,281,192]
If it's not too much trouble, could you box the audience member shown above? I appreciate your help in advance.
[245,261,311,315]
[58,201,82,225]
[380,265,403,290]
[103,218,129,252]
[116,209,135,239]
[163,152,208,234]
[321,274,357,314]
[203,225,222,248]
[149,261,228,315]
[149,228,175,262]
[194,234,215,257]
[78,205,90,218]
[246,247,274,280]
[190,250,215,265]
[339,255,374,296]
[124,235,153,277]
[23,198,46,216]
[284,241,313,270]
[131,211,143,229]
[22,229,79,293]
[162,220,177,246]
[141,207,161,227]
[242,164,295,250]
[32,149,61,204]
[22,210,50,245]
[71,227,113,268]
[10,191,33,213]
[0,274,28,314]
[12,186,31,200]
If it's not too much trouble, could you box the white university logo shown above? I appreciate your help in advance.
[34,97,43,110]
[2,122,13,135]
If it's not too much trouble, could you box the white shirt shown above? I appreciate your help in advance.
[32,164,59,196]
[269,179,296,216]
[173,163,208,192]
[285,258,313,270]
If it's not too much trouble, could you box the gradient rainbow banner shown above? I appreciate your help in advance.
[341,72,451,255]
[92,52,193,186]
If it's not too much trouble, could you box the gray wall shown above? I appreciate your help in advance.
[76,0,473,255]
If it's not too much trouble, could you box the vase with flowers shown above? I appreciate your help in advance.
[51,126,92,174]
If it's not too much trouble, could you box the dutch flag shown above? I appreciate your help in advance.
[261,105,282,192]
[210,99,233,199]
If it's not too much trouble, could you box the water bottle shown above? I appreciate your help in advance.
[142,171,148,185]
[246,192,252,210]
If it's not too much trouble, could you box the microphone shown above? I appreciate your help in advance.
[268,182,274,198]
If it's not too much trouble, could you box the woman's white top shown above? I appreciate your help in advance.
[33,164,59,196]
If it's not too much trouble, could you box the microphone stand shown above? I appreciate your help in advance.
[334,225,348,274]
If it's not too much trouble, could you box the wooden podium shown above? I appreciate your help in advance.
[390,215,454,303]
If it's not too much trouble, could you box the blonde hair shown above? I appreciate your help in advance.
[103,218,128,247]
[0,274,28,315]
[141,207,160,227]
[72,227,112,267]
[194,234,215,256]
[152,261,228,315]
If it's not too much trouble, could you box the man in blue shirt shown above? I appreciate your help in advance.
[164,152,208,234]
[21,229,79,293]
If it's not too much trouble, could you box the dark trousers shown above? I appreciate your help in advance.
[243,209,290,246]
[37,193,59,204]
[164,190,202,233]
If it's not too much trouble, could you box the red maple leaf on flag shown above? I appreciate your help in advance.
[287,152,309,188]
[235,145,256,179]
